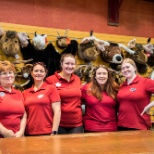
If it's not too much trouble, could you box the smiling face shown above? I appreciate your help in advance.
[61,56,76,75]
[0,61,16,89]
[0,70,15,88]
[121,62,136,79]
[31,64,47,82]
[95,67,108,86]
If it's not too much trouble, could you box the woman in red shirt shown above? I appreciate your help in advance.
[117,58,154,130]
[0,60,26,138]
[23,62,61,135]
[46,54,83,134]
[81,65,119,132]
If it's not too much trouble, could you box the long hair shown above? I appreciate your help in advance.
[88,65,119,101]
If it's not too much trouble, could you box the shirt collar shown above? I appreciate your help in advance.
[55,71,76,82]
[29,82,47,92]
[0,86,16,94]
[122,75,140,86]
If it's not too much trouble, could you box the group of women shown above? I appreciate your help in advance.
[1,53,154,138]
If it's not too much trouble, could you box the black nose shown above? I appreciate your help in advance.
[116,56,122,61]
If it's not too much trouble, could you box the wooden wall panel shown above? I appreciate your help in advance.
[0,22,154,66]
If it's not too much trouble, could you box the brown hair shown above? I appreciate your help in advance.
[89,65,119,101]
[32,62,48,73]
[30,62,48,81]
[60,53,76,63]
[0,60,16,73]
[121,58,137,72]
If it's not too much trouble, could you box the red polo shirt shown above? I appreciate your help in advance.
[0,86,25,138]
[117,75,154,130]
[23,82,60,135]
[46,72,82,127]
[81,83,118,132]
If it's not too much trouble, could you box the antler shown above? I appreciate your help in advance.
[64,29,69,37]
[13,58,33,64]
[119,43,135,54]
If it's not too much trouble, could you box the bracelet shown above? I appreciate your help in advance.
[52,131,58,135]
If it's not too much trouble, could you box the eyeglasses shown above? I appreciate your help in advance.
[0,71,14,76]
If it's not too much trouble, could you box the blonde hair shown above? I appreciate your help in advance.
[0,60,16,73]
[121,58,137,72]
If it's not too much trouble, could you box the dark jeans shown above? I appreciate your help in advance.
[58,125,83,134]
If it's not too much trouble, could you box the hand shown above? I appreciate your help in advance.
[141,106,150,116]
[3,129,15,138]
[15,131,24,138]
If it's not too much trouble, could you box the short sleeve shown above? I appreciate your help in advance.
[81,84,89,103]
[144,78,154,94]
[49,85,61,103]
[46,76,54,84]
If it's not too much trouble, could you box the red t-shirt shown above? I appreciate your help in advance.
[117,75,154,130]
[23,82,60,135]
[0,86,25,138]
[81,83,117,132]
[46,72,82,127]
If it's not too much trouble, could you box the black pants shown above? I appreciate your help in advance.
[118,126,140,131]
[58,125,83,134]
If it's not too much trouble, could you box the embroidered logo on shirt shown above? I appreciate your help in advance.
[0,92,5,97]
[130,88,136,92]
[55,82,61,87]
[38,94,44,98]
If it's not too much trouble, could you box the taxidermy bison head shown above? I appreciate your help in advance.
[0,31,20,59]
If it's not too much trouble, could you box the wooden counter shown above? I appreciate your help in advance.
[0,131,154,154]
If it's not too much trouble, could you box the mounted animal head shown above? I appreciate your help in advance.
[14,63,33,90]
[78,31,104,63]
[123,39,148,74]
[74,64,96,83]
[56,29,70,49]
[101,43,123,64]
[143,38,154,66]
[32,32,47,50]
[0,30,20,59]
[61,40,78,56]
[78,39,99,63]
[17,32,29,48]
[100,43,123,71]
